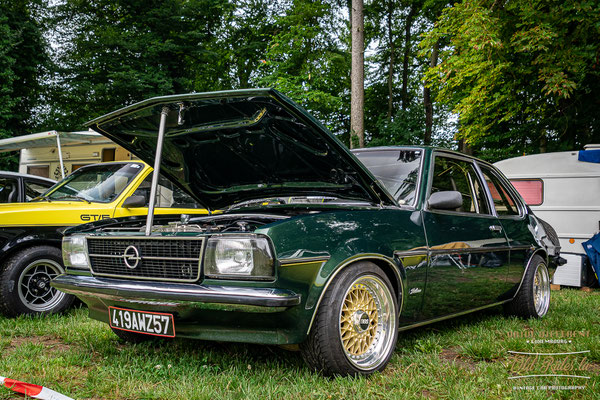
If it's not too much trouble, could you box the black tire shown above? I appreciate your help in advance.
[0,246,75,317]
[300,262,399,376]
[111,327,155,344]
[505,255,550,318]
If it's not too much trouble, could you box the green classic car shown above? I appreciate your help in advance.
[53,89,560,376]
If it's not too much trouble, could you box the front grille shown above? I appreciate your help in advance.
[87,237,204,282]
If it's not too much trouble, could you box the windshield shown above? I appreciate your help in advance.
[354,149,422,206]
[40,163,144,203]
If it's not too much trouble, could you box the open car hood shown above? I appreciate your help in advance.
[86,89,396,211]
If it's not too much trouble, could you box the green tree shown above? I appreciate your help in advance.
[0,0,50,170]
[48,0,231,130]
[422,0,600,161]
[257,0,351,140]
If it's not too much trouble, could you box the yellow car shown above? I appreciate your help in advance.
[0,161,207,317]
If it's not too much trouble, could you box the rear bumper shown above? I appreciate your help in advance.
[52,274,301,310]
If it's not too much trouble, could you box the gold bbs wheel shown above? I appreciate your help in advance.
[338,274,396,370]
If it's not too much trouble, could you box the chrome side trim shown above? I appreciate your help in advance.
[393,250,427,258]
[397,300,511,332]
[511,248,547,301]
[429,246,510,255]
[279,256,331,265]
[306,254,404,335]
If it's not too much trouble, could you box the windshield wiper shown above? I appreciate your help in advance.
[227,198,287,211]
[32,195,52,202]
[226,196,364,211]
[53,195,92,204]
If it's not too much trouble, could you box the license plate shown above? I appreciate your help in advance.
[109,306,175,337]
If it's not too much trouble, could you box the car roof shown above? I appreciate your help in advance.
[0,171,56,183]
[350,146,498,167]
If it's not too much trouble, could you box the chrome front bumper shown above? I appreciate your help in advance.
[52,274,301,310]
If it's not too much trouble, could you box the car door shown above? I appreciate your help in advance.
[477,163,533,294]
[420,153,512,319]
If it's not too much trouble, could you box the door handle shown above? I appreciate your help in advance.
[489,225,503,233]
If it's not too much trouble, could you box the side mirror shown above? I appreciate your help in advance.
[122,195,146,208]
[428,191,463,210]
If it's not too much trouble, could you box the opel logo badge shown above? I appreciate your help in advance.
[123,245,141,269]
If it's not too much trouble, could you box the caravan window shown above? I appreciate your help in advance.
[509,179,543,206]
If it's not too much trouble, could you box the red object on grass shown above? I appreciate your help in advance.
[1,377,43,396]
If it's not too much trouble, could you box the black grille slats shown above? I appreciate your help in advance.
[87,237,203,282]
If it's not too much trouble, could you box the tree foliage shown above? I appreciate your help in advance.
[422,0,600,160]
[0,0,50,169]
[48,0,232,130]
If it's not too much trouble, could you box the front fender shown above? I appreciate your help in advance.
[0,226,65,266]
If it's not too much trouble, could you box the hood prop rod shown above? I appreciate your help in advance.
[145,106,170,236]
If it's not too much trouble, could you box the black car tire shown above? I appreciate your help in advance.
[300,261,398,376]
[0,246,75,317]
[505,255,551,318]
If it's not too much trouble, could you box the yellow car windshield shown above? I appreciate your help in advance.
[41,163,144,203]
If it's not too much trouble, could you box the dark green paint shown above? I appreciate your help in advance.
[56,140,548,346]
[85,89,396,210]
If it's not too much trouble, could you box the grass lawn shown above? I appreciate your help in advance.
[0,288,598,399]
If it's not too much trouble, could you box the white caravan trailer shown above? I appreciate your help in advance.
[0,130,135,180]
[495,145,600,287]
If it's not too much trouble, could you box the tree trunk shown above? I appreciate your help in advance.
[539,132,547,153]
[423,40,439,146]
[400,6,416,111]
[458,138,473,155]
[350,0,364,148]
[386,0,395,120]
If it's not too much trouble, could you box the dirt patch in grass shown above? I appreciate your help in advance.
[439,347,478,371]
[9,335,73,354]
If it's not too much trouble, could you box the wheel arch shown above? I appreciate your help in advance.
[511,247,548,301]
[0,235,62,269]
[305,254,405,336]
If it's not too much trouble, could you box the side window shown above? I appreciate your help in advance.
[430,156,489,214]
[24,180,54,201]
[0,178,19,203]
[132,173,199,208]
[480,165,520,216]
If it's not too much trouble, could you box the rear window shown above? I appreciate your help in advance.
[510,179,543,206]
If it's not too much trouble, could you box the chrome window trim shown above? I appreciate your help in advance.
[425,152,492,216]
[476,162,526,220]
[353,147,425,208]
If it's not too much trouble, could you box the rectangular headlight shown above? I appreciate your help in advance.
[62,234,90,270]
[204,236,274,280]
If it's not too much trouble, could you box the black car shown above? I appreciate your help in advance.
[0,171,56,203]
